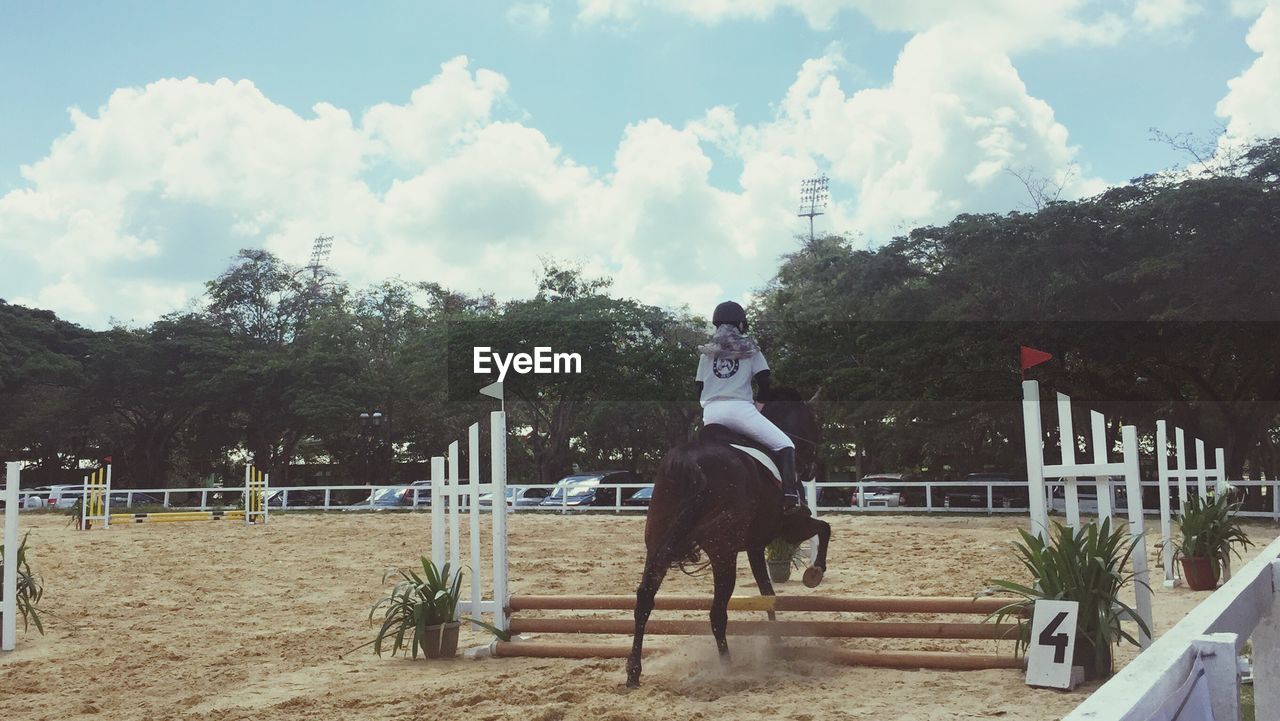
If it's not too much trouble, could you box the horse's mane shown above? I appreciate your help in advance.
[763,386,804,403]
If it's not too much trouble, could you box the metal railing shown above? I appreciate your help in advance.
[6,478,1278,520]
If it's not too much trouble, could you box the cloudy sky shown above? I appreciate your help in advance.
[2,1,1278,329]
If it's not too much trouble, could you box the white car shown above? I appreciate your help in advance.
[478,486,551,508]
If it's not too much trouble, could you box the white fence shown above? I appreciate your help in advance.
[1022,380,1154,648]
[3,462,20,652]
[428,412,510,633]
[1065,535,1280,721]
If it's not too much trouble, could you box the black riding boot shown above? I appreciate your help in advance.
[777,447,808,516]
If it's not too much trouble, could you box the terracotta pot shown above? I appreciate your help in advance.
[418,621,461,658]
[767,560,792,583]
[1180,556,1220,591]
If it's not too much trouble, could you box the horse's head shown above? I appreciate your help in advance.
[761,387,821,480]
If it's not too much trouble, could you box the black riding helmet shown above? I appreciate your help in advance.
[712,301,748,331]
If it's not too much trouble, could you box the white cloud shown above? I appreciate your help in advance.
[576,0,1129,49]
[2,41,1094,327]
[506,3,552,33]
[1133,0,1201,31]
[1216,1,1280,143]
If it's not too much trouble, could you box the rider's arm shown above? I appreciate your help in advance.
[754,369,772,401]
[695,355,709,401]
[695,381,704,399]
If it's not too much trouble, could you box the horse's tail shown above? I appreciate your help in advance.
[653,445,709,571]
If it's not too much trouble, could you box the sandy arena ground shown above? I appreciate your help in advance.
[2,510,1276,721]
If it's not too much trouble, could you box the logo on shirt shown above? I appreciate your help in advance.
[711,358,740,378]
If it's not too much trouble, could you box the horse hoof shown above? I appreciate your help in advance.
[626,678,641,689]
[802,566,825,588]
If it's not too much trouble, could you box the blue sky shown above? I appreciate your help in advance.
[2,1,1277,328]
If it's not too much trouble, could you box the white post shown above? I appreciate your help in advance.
[243,465,251,525]
[1091,412,1114,520]
[467,422,482,626]
[80,473,89,530]
[1176,427,1189,505]
[1157,421,1176,587]
[2,462,19,652]
[448,441,460,575]
[1057,393,1081,530]
[1123,425,1153,648]
[1192,633,1241,721]
[1196,439,1208,498]
[1253,561,1280,719]
[1216,447,1232,582]
[430,456,445,571]
[490,411,509,632]
[1022,381,1049,540]
[103,464,112,529]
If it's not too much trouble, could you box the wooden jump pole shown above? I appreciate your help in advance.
[508,594,1011,615]
[490,641,1023,671]
[508,617,1018,639]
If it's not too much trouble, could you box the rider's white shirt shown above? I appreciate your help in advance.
[696,351,769,406]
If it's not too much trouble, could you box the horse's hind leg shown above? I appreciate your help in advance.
[746,548,777,621]
[709,555,738,663]
[626,548,672,688]
[802,519,831,588]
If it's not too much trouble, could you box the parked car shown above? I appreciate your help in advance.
[538,471,642,509]
[622,486,654,507]
[47,484,88,509]
[965,473,1028,509]
[934,485,987,509]
[1049,481,1127,515]
[346,481,433,510]
[478,486,551,508]
[108,491,165,508]
[22,486,52,509]
[266,489,329,508]
[854,474,924,507]
[851,486,905,508]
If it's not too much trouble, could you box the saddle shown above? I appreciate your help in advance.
[700,424,782,485]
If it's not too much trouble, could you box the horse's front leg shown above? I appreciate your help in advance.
[709,555,738,663]
[746,547,776,621]
[802,519,831,588]
[626,548,671,688]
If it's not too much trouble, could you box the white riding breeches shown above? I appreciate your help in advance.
[702,401,794,451]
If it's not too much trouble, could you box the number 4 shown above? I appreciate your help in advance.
[1038,611,1070,664]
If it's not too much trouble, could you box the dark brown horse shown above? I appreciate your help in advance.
[625,389,830,687]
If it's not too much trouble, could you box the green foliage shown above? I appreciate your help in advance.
[987,519,1150,677]
[764,537,807,569]
[359,558,507,659]
[1168,491,1254,580]
[0,533,45,636]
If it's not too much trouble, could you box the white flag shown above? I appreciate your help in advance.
[479,381,503,400]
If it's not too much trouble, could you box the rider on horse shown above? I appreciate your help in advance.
[695,301,806,514]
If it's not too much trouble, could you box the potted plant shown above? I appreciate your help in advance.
[373,558,464,658]
[987,519,1150,681]
[1167,491,1254,591]
[764,538,804,583]
[0,533,45,637]
[355,558,506,660]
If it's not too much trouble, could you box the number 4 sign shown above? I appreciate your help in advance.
[1026,600,1081,689]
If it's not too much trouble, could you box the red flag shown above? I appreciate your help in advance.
[1019,346,1053,373]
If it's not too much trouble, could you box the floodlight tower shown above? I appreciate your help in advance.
[307,235,334,279]
[798,175,829,242]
